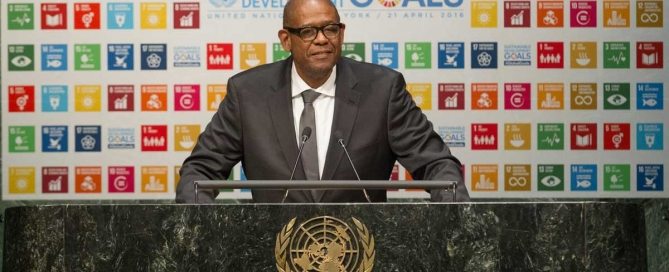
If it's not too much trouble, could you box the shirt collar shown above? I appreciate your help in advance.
[291,63,337,98]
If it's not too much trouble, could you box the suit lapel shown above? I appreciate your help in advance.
[268,58,306,179]
[268,58,312,201]
[317,59,361,201]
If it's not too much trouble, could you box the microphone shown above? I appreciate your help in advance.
[337,136,372,203]
[281,127,312,203]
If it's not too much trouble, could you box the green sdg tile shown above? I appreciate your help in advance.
[603,42,630,69]
[342,42,365,62]
[603,83,630,110]
[8,44,34,71]
[272,43,291,62]
[537,164,565,191]
[405,42,431,69]
[537,123,564,150]
[8,126,35,153]
[603,164,630,191]
[8,3,35,30]
[74,44,101,71]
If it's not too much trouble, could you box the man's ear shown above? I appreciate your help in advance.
[278,29,291,52]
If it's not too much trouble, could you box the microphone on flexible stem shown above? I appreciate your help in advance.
[281,127,312,203]
[337,137,372,203]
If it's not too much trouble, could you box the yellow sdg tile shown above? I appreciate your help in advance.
[504,164,531,192]
[407,83,432,110]
[9,167,35,194]
[74,85,101,112]
[537,83,564,110]
[471,164,498,192]
[174,125,201,151]
[603,0,630,28]
[471,1,498,28]
[140,2,167,29]
[504,123,531,150]
[207,84,227,111]
[570,42,598,69]
[141,166,168,193]
[240,43,267,70]
[570,83,598,110]
[174,166,182,189]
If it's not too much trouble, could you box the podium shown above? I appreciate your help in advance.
[4,202,646,271]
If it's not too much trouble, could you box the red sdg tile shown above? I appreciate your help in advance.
[504,83,531,110]
[41,3,67,29]
[174,2,200,29]
[570,123,597,150]
[207,43,233,70]
[108,85,135,112]
[504,1,531,28]
[537,42,564,68]
[636,42,663,69]
[438,83,465,110]
[74,3,100,29]
[42,167,68,193]
[174,84,200,111]
[108,166,134,193]
[141,125,168,151]
[603,123,630,150]
[570,0,597,28]
[472,123,498,150]
[8,85,35,112]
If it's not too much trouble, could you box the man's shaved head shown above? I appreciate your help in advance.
[283,0,340,27]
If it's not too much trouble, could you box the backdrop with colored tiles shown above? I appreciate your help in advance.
[2,0,667,200]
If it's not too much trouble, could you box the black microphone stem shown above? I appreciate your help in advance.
[282,129,311,203]
[338,139,371,203]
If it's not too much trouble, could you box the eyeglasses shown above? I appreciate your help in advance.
[284,23,344,42]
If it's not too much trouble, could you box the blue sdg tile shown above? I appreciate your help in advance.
[637,123,663,150]
[371,42,398,69]
[75,125,101,152]
[108,44,134,70]
[438,42,464,69]
[570,164,597,191]
[636,83,663,110]
[41,44,67,71]
[41,85,68,112]
[637,164,664,191]
[141,44,167,70]
[471,42,497,69]
[107,3,134,29]
[42,125,68,152]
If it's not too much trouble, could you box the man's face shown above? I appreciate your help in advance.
[279,0,344,80]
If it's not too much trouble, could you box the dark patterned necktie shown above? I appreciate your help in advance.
[299,89,321,183]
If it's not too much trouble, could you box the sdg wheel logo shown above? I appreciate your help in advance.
[378,0,400,7]
[275,216,375,272]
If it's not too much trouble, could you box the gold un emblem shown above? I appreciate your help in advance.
[275,216,375,272]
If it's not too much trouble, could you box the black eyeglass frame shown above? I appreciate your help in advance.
[283,23,345,41]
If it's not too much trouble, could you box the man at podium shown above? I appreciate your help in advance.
[176,0,470,203]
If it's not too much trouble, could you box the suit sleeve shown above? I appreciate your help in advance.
[175,79,244,203]
[386,73,471,202]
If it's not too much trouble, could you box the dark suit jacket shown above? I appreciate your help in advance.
[176,57,470,203]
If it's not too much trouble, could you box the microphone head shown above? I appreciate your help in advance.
[334,132,346,146]
[301,127,312,141]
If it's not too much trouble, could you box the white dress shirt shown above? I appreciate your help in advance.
[291,64,336,178]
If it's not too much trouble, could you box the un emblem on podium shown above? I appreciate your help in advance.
[275,216,375,272]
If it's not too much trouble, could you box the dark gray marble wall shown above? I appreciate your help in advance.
[644,199,669,272]
[0,199,669,271]
[3,203,649,271]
